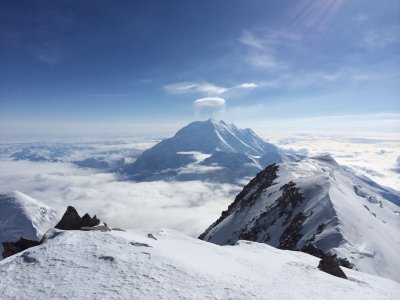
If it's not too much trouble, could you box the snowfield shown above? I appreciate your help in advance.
[0,191,57,255]
[0,229,399,300]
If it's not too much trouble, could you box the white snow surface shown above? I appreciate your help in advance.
[0,191,58,255]
[0,228,399,300]
[202,155,400,281]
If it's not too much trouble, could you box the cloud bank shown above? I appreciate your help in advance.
[265,131,400,190]
[0,159,239,237]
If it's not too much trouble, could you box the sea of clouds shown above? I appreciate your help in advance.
[0,132,398,237]
[263,131,400,190]
[0,138,240,237]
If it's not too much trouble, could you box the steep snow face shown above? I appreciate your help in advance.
[0,229,398,299]
[200,156,400,282]
[0,191,58,255]
[124,119,291,183]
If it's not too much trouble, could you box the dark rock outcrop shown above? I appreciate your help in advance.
[318,256,348,279]
[147,233,157,240]
[55,206,100,230]
[2,237,41,259]
[2,206,102,259]
[302,243,354,269]
[199,164,279,240]
[278,212,307,249]
[80,213,100,227]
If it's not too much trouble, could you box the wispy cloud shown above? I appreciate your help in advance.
[364,27,400,48]
[165,82,227,95]
[354,14,368,25]
[254,68,397,90]
[238,30,297,71]
[31,47,62,65]
[89,93,138,97]
[234,82,258,89]
[165,81,259,96]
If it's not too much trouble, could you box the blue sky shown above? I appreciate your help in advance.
[0,0,399,134]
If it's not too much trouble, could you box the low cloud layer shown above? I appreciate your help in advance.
[0,159,239,237]
[1,132,398,239]
[265,132,400,190]
[392,156,400,173]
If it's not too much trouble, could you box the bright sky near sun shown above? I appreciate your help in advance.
[0,0,399,135]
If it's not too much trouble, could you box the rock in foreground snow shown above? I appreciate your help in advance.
[0,229,399,299]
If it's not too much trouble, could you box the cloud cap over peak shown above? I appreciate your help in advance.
[193,97,226,107]
[193,97,226,118]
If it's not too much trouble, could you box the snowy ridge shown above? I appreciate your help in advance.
[124,119,291,183]
[0,191,58,255]
[200,155,400,281]
[0,229,398,299]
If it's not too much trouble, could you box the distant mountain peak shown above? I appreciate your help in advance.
[123,119,292,183]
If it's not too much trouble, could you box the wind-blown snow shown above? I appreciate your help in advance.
[0,229,398,299]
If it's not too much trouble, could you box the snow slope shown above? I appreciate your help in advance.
[0,191,58,255]
[124,118,293,183]
[0,229,398,299]
[200,155,400,282]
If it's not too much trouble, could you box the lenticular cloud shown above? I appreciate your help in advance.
[193,97,226,118]
[193,97,226,107]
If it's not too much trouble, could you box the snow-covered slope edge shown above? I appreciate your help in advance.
[200,155,400,282]
[0,191,58,256]
[0,229,398,299]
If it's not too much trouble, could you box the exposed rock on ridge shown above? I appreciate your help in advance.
[199,156,400,281]
[3,206,102,259]
[2,237,42,259]
[55,206,100,230]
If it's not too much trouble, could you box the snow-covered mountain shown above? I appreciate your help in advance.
[123,118,294,183]
[0,191,58,256]
[0,228,398,299]
[200,155,400,281]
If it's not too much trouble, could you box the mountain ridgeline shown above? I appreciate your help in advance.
[200,155,400,281]
[123,118,295,184]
